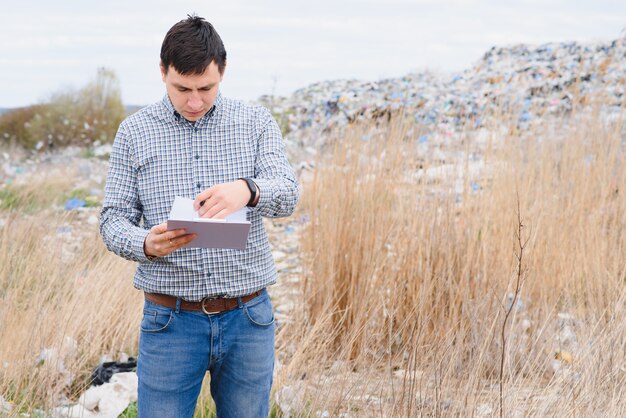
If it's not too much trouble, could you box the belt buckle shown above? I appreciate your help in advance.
[200,295,223,315]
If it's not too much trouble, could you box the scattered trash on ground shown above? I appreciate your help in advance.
[35,337,78,387]
[0,395,13,414]
[64,198,86,210]
[91,358,137,386]
[55,372,138,418]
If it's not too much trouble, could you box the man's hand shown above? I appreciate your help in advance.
[144,223,197,258]
[193,180,251,219]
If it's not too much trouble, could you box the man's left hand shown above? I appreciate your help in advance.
[193,180,251,219]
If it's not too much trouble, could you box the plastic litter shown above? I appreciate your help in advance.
[475,404,494,417]
[64,198,86,210]
[275,382,306,417]
[2,163,25,177]
[56,226,73,236]
[549,312,580,379]
[55,372,138,418]
[90,358,137,386]
[35,336,78,387]
[505,293,525,313]
[556,312,578,348]
[0,395,13,414]
[93,144,113,158]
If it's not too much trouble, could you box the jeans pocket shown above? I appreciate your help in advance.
[243,295,275,327]
[140,303,175,333]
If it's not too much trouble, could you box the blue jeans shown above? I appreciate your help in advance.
[137,289,275,418]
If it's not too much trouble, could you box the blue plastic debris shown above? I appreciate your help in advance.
[519,111,532,123]
[64,198,86,210]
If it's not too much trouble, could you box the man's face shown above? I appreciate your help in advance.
[161,61,224,122]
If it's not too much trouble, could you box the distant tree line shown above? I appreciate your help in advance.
[0,68,125,150]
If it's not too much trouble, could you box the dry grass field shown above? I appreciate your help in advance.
[0,105,624,417]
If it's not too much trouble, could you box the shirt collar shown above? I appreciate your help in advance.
[161,91,224,124]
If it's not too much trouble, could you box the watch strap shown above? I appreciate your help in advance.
[239,177,258,206]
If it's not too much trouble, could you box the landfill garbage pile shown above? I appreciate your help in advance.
[257,34,626,162]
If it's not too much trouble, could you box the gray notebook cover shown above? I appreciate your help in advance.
[166,197,251,250]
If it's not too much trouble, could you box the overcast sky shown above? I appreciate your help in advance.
[1,0,624,108]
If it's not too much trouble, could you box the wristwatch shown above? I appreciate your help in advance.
[239,177,258,206]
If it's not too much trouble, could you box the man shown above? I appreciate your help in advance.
[99,15,299,418]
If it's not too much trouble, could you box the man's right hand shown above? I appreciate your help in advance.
[144,223,197,258]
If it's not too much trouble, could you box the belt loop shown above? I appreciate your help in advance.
[175,297,181,313]
[237,296,243,309]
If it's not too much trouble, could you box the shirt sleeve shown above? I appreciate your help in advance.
[99,124,153,263]
[251,107,300,218]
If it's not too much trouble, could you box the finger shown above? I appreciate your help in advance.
[164,237,177,251]
[195,196,209,216]
[204,202,226,219]
[168,229,189,239]
[168,232,194,245]
[194,188,214,210]
[179,233,197,246]
[196,200,208,217]
[158,230,185,249]
[155,225,187,238]
[197,195,220,217]
[151,223,168,234]
[210,208,230,219]
[169,233,197,250]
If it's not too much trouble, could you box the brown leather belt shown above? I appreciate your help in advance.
[144,290,262,315]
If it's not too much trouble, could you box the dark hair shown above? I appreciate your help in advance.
[160,14,227,75]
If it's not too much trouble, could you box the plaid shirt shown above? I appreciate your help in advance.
[99,92,299,300]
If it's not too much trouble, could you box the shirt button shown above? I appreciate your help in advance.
[197,182,201,189]
[195,155,200,159]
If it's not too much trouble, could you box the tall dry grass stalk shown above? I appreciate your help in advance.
[275,108,626,416]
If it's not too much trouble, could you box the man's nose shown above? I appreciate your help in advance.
[188,92,203,110]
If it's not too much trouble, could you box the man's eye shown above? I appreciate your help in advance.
[178,88,189,92]
[201,87,211,91]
